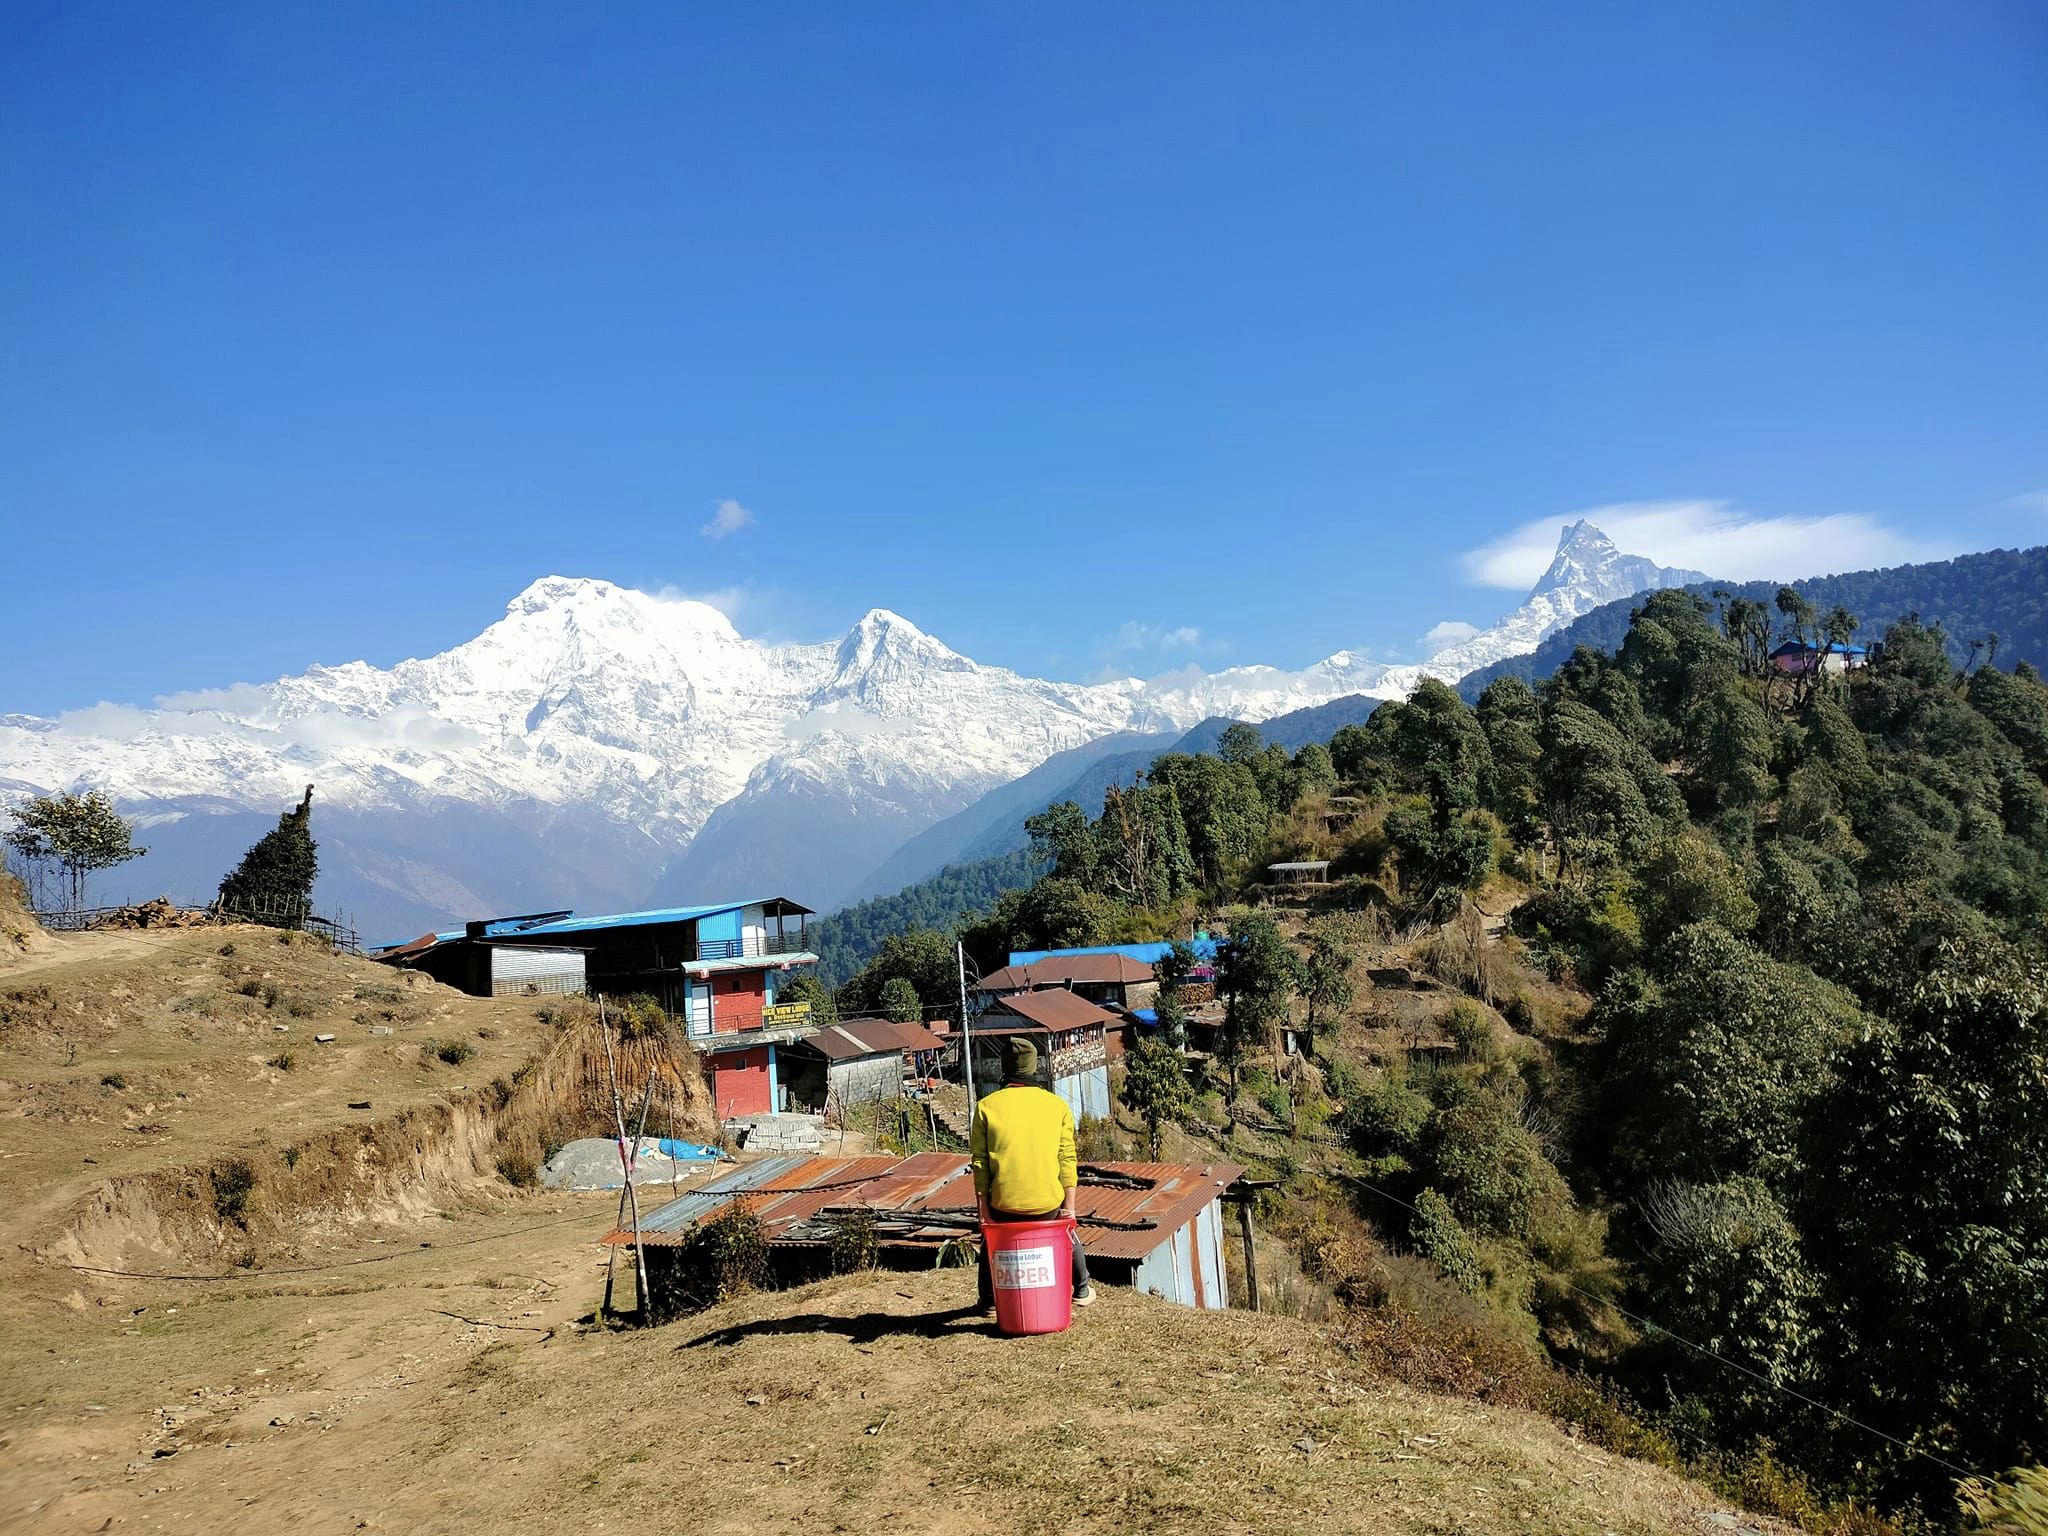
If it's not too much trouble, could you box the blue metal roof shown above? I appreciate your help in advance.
[1007,937,1219,968]
[370,897,807,953]
[515,901,761,937]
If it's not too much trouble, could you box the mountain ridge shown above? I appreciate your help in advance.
[0,524,1703,935]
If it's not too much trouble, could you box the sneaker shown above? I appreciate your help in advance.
[1073,1285,1097,1308]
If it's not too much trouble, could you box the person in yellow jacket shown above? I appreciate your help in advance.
[971,1035,1094,1309]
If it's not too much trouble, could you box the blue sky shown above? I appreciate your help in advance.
[4,1,2045,715]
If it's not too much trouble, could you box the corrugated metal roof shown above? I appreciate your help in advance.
[609,1155,1245,1262]
[789,1019,946,1062]
[985,989,1122,1034]
[981,954,1156,989]
[517,897,814,936]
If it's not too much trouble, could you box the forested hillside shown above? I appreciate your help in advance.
[1459,542,2048,700]
[809,848,1045,986]
[834,587,2048,1529]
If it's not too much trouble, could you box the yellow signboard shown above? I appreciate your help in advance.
[762,1001,813,1026]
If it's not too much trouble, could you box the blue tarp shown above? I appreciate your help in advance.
[657,1137,720,1162]
[1007,935,1219,968]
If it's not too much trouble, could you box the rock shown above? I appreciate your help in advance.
[369,1025,393,1037]
[314,1033,336,1044]
[1291,1435,1320,1454]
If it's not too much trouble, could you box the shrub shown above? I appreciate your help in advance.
[607,993,671,1042]
[828,1207,879,1274]
[211,1160,255,1226]
[1444,1000,1494,1060]
[656,1205,771,1314]
[100,1072,127,1090]
[217,942,236,957]
[283,1146,300,1170]
[1409,1187,1483,1294]
[496,1149,540,1188]
[266,1051,295,1072]
[435,1040,476,1066]
[1341,1068,1432,1155]
[1956,1463,2048,1534]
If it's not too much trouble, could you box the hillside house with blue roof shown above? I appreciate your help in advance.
[374,897,818,1120]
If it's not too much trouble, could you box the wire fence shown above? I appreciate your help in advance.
[30,895,363,954]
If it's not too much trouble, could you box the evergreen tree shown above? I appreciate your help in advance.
[217,786,318,923]
[877,975,921,1024]
[1214,913,1302,1093]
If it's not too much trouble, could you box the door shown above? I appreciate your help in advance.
[685,980,712,1038]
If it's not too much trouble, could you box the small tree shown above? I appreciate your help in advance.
[217,785,318,924]
[1215,914,1303,1094]
[1296,920,1356,1056]
[4,790,146,915]
[877,975,920,1024]
[776,972,838,1027]
[1120,1035,1194,1158]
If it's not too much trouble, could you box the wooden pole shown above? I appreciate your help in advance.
[599,1073,659,1321]
[599,1001,654,1320]
[1236,1198,1261,1313]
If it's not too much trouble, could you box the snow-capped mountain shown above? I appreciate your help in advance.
[0,522,1700,936]
[1127,519,1703,718]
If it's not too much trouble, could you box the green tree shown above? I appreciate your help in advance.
[776,971,839,1027]
[838,928,959,1019]
[1295,918,1356,1055]
[1218,721,1265,766]
[877,975,921,1024]
[216,785,318,923]
[1635,1176,1819,1423]
[1538,701,1680,879]
[1291,741,1338,799]
[1418,1073,1566,1240]
[1800,939,2048,1502]
[1409,1187,1484,1294]
[1475,676,1544,841]
[1024,800,1098,883]
[1214,913,1302,1094]
[1120,1035,1194,1158]
[1600,923,1866,1189]
[1328,722,1378,783]
[4,790,146,915]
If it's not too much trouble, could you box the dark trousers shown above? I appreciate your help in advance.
[977,1207,1090,1308]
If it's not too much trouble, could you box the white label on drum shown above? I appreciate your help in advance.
[993,1244,1056,1291]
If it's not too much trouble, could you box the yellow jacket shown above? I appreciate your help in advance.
[970,1083,1077,1215]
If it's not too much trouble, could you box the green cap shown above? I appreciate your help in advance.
[1002,1036,1039,1080]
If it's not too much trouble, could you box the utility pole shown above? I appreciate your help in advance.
[957,940,977,1113]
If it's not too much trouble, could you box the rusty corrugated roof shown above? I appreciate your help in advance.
[981,954,1156,990]
[789,1019,946,1062]
[607,1154,1245,1262]
[983,989,1122,1034]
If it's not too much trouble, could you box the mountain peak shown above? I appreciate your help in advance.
[506,575,618,615]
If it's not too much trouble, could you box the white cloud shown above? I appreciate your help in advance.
[1420,620,1481,650]
[2001,489,2048,519]
[700,498,755,540]
[651,584,751,622]
[1103,621,1227,657]
[1460,500,1955,590]
[781,702,917,744]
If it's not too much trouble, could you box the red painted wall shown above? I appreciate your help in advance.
[710,969,768,1035]
[711,1046,771,1118]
